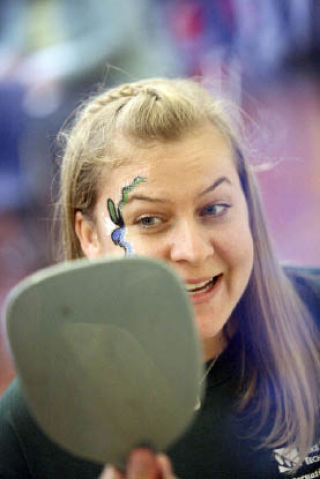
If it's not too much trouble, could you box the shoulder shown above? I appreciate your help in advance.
[282,264,320,321]
[0,378,103,478]
[0,378,34,477]
[0,377,39,450]
[0,377,30,423]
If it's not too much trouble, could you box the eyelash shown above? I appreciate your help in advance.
[135,215,163,229]
[199,202,231,218]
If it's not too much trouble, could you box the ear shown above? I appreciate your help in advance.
[75,211,101,258]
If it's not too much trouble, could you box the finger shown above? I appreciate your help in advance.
[99,464,125,479]
[156,454,178,479]
[126,448,160,479]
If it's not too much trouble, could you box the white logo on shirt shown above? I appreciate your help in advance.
[274,447,300,473]
[274,442,320,476]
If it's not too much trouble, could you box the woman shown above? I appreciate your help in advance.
[0,78,319,479]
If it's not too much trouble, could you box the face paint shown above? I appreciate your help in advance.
[107,176,146,255]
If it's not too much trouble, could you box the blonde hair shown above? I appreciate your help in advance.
[56,77,320,468]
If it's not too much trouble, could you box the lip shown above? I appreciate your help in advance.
[188,274,223,305]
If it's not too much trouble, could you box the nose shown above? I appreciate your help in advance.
[168,218,213,265]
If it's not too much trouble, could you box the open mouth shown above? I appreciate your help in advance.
[186,274,222,294]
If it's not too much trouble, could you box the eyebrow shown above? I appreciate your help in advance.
[125,194,170,204]
[125,176,232,205]
[199,176,232,196]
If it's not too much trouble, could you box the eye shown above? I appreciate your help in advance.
[199,203,230,218]
[135,216,163,228]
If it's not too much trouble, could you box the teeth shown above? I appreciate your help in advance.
[186,278,213,293]
[186,275,221,294]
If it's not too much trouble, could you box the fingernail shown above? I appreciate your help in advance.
[99,465,115,479]
[156,454,174,477]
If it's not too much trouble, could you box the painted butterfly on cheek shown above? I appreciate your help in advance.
[106,177,146,255]
[107,199,128,251]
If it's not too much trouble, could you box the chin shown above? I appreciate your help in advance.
[196,317,226,341]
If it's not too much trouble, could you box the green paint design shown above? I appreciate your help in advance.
[120,176,146,211]
[107,198,121,226]
[107,176,146,254]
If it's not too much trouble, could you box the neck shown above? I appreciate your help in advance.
[202,332,228,362]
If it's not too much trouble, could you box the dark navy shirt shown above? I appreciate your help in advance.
[0,267,319,478]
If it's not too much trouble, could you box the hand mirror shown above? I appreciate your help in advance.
[5,256,203,467]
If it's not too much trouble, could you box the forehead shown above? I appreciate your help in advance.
[102,124,239,197]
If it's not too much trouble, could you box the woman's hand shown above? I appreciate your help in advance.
[99,448,177,479]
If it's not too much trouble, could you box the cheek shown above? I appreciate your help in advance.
[103,215,115,238]
[98,221,155,258]
[216,221,254,273]
[124,229,163,257]
[96,215,124,256]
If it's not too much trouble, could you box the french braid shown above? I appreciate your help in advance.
[87,83,160,115]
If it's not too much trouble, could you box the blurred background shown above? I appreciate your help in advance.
[1,0,319,393]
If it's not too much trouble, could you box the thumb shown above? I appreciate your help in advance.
[156,453,177,479]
